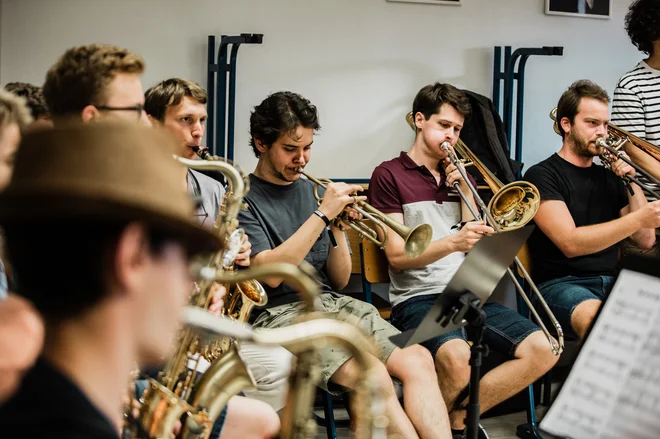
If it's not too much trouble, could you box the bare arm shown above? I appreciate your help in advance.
[533,197,660,257]
[610,153,655,249]
[251,182,365,288]
[381,212,493,271]
[623,182,656,249]
[325,226,352,290]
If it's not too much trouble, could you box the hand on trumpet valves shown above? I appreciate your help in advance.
[450,220,494,253]
[318,181,367,221]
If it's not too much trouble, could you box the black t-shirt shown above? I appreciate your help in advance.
[0,357,118,438]
[523,153,628,284]
[237,174,336,310]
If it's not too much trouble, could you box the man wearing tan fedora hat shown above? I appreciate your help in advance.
[0,122,223,437]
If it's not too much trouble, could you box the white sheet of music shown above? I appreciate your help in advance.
[540,269,660,439]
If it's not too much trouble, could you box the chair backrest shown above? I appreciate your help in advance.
[345,227,364,275]
[360,238,390,284]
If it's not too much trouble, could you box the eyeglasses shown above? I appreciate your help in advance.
[95,104,145,120]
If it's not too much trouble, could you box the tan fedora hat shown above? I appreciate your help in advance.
[0,122,221,255]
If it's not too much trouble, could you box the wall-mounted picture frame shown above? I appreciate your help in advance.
[386,0,461,6]
[545,0,611,19]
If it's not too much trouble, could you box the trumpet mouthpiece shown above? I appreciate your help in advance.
[440,141,451,150]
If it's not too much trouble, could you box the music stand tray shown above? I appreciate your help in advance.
[390,225,534,349]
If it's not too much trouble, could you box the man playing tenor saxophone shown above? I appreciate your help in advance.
[144,78,285,439]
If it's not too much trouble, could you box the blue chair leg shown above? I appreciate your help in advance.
[322,391,338,439]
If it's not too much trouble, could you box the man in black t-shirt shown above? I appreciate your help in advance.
[524,80,660,341]
[238,91,452,438]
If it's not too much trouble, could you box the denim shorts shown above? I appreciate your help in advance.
[135,378,243,437]
[532,275,614,341]
[390,294,540,358]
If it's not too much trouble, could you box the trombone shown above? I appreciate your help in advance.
[297,169,433,259]
[405,112,564,356]
[550,108,660,200]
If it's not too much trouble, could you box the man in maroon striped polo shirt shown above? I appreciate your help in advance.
[368,82,559,439]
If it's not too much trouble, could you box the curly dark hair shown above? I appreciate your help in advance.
[249,91,320,158]
[625,0,660,55]
[4,82,48,120]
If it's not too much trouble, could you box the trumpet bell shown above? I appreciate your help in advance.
[404,223,433,258]
[487,181,540,231]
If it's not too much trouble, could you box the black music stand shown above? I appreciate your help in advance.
[390,225,534,439]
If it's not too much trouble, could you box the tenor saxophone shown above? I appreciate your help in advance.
[184,261,389,439]
[131,157,261,439]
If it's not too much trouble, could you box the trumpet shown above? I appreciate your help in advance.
[405,111,564,356]
[550,108,660,200]
[297,169,432,258]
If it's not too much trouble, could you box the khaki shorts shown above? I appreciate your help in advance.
[252,293,400,394]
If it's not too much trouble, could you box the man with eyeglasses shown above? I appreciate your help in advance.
[40,45,278,438]
[42,44,149,126]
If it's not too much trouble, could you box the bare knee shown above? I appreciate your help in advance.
[571,299,601,339]
[387,344,436,381]
[515,331,559,373]
[221,396,281,439]
[435,341,470,387]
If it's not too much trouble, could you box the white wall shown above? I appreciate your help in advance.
[0,0,640,178]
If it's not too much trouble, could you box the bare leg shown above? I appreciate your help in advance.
[571,299,602,341]
[441,332,558,429]
[218,395,281,439]
[331,355,420,439]
[386,345,452,439]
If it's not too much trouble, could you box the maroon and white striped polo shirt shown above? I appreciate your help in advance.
[368,152,473,307]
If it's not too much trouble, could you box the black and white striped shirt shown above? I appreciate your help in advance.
[611,61,660,200]
[612,61,660,144]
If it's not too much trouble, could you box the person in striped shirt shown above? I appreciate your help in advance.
[611,0,660,259]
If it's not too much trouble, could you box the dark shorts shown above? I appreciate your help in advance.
[135,379,244,437]
[532,275,614,340]
[390,294,540,358]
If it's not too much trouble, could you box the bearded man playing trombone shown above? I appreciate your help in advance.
[238,90,452,439]
[523,80,660,343]
[368,82,558,439]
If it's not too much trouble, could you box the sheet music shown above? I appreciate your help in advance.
[540,269,660,439]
